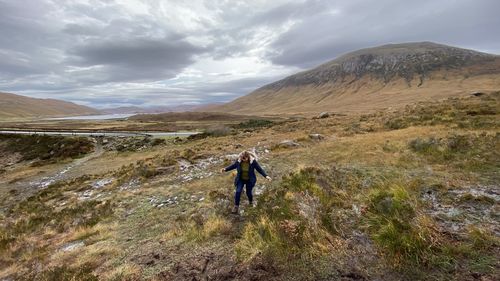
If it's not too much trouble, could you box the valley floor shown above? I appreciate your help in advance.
[0,93,499,280]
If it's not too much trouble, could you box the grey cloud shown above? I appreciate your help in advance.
[266,0,500,68]
[1,0,499,108]
[69,38,208,81]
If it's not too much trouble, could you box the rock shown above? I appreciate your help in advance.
[92,178,114,189]
[308,133,324,140]
[60,241,84,252]
[278,140,300,148]
[318,112,330,119]
[234,143,243,148]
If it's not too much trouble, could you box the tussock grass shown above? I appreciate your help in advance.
[363,184,442,266]
[102,263,142,281]
[235,167,364,269]
[20,264,98,281]
[381,92,499,130]
[408,132,499,174]
[184,214,233,242]
[0,134,94,165]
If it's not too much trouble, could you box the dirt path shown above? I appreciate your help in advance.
[30,139,104,188]
[0,140,104,205]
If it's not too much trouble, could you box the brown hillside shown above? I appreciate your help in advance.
[0,92,100,119]
[210,42,500,116]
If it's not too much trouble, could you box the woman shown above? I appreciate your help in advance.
[220,150,271,214]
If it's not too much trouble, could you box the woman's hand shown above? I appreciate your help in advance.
[220,168,226,173]
[266,176,272,181]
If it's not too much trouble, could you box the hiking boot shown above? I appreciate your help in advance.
[231,205,239,214]
[248,201,255,207]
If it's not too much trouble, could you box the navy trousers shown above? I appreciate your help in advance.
[235,180,254,206]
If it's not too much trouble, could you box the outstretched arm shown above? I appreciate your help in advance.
[222,161,238,172]
[254,161,268,178]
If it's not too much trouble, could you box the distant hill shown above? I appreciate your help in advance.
[101,104,210,114]
[100,106,146,114]
[210,42,500,115]
[0,92,100,119]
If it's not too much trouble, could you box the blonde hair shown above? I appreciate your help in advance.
[238,150,257,162]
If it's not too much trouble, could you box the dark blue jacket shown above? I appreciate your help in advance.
[224,160,268,186]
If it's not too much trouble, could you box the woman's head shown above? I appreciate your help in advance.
[240,151,250,162]
[239,150,256,162]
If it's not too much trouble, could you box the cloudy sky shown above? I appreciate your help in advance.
[1,0,499,109]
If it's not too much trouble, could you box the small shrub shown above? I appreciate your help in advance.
[408,137,441,154]
[204,125,233,137]
[134,163,160,179]
[151,138,166,146]
[385,118,408,130]
[234,119,274,129]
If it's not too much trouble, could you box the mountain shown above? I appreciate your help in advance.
[101,106,146,114]
[0,92,100,119]
[211,42,500,115]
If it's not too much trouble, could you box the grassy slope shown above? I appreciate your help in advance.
[0,92,100,119]
[213,72,500,116]
[0,92,498,280]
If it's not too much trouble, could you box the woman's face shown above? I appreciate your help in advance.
[241,154,249,162]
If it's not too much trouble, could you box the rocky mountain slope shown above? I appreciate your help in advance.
[0,92,99,119]
[212,42,500,115]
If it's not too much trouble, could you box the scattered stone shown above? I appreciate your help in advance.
[119,178,140,191]
[308,133,324,140]
[471,92,485,97]
[92,178,114,189]
[318,112,330,119]
[278,140,300,148]
[78,190,93,201]
[177,159,192,170]
[60,241,84,252]
[254,185,267,196]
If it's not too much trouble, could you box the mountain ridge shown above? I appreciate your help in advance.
[210,42,500,115]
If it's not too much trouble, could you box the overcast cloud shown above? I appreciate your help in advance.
[0,0,499,108]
